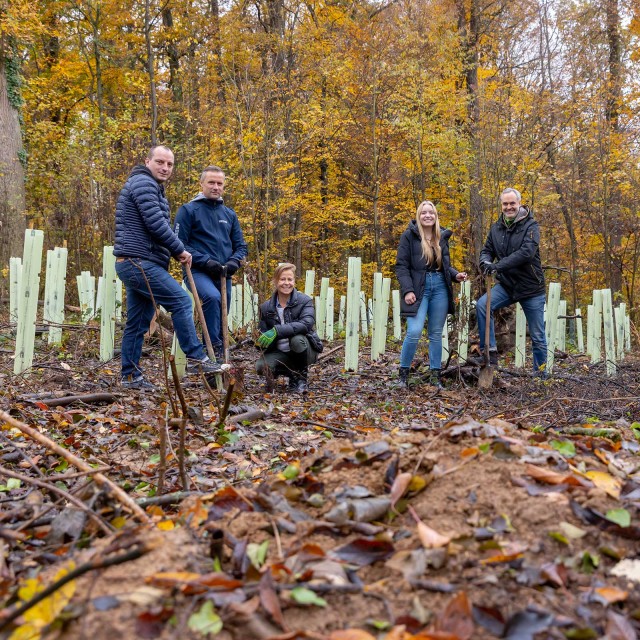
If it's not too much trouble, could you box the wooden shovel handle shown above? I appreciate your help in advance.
[184,263,216,361]
[220,273,229,363]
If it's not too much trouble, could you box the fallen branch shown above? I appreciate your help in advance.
[228,409,266,425]
[0,544,148,633]
[28,393,116,408]
[317,344,344,362]
[0,410,151,523]
[0,465,113,535]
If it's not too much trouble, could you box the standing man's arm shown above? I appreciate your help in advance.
[224,213,249,275]
[175,205,211,268]
[130,182,185,259]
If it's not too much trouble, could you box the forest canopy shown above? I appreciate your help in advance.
[2,0,640,312]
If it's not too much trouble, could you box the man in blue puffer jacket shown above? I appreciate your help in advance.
[175,166,248,357]
[114,146,222,390]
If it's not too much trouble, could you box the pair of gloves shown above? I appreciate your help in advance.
[205,258,241,278]
[481,261,498,276]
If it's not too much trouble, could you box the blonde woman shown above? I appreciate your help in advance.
[395,201,467,388]
[255,263,323,392]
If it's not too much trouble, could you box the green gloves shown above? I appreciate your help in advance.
[257,328,278,348]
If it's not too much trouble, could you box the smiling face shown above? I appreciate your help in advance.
[201,171,225,200]
[501,191,521,219]
[418,202,437,229]
[276,269,296,299]
[145,147,174,183]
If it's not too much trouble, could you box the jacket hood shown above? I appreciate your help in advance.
[501,205,531,227]
[408,219,452,241]
[190,192,224,204]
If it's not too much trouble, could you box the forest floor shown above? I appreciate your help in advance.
[0,320,639,640]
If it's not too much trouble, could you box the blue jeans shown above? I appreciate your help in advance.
[187,270,232,347]
[400,271,449,370]
[476,283,547,372]
[116,259,206,378]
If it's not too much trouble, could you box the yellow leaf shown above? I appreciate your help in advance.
[583,471,622,499]
[11,563,76,640]
[595,586,628,604]
[111,516,128,529]
[157,520,175,531]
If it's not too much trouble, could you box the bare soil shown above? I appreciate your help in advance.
[1,325,639,639]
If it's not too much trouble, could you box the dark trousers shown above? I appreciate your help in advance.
[256,335,318,378]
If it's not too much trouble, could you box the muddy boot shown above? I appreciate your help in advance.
[288,371,309,394]
[429,369,444,389]
[396,367,410,389]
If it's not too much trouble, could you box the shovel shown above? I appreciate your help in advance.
[184,263,223,390]
[478,276,494,389]
[220,270,229,364]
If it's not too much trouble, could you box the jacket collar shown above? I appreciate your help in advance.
[190,192,224,204]
[500,205,530,227]
[270,288,300,308]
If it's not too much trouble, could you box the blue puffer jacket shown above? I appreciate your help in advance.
[114,166,184,268]
[174,195,248,270]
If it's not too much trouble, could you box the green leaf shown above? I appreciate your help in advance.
[148,454,161,464]
[290,587,327,607]
[580,551,599,574]
[187,601,223,636]
[548,531,569,545]
[282,464,300,480]
[7,478,21,490]
[246,540,269,569]
[478,442,491,453]
[550,440,576,457]
[605,508,631,528]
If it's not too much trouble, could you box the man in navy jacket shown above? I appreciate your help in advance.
[114,146,222,389]
[175,166,248,356]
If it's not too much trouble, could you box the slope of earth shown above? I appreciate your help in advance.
[0,329,639,640]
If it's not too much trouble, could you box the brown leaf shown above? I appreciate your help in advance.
[328,631,376,640]
[408,506,451,549]
[434,591,474,640]
[605,611,637,640]
[259,568,287,631]
[525,464,591,487]
[331,538,395,566]
[390,472,413,509]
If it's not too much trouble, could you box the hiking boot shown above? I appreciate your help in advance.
[396,367,410,389]
[187,357,223,375]
[288,371,309,393]
[428,369,444,389]
[121,375,157,391]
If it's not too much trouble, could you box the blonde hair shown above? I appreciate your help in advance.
[416,201,442,268]
[273,263,296,288]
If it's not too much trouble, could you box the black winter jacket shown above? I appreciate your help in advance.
[114,166,184,268]
[479,206,545,302]
[258,289,323,352]
[395,221,459,316]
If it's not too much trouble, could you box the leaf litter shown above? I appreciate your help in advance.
[0,331,639,639]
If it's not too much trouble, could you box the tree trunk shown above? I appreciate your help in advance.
[0,54,26,266]
[457,0,485,267]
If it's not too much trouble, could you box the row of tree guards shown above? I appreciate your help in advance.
[7,231,632,378]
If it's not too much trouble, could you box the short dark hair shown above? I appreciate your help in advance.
[147,144,173,160]
[200,166,225,181]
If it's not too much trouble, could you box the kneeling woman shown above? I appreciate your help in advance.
[395,201,467,388]
[256,263,323,392]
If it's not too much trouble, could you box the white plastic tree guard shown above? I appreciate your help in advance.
[457,280,471,362]
[371,274,391,361]
[545,282,561,374]
[76,271,96,324]
[326,287,335,342]
[392,289,401,341]
[441,315,450,366]
[514,302,526,368]
[317,277,329,339]
[592,290,603,364]
[614,304,625,362]
[99,246,117,362]
[43,247,68,345]
[14,229,44,375]
[359,291,368,336]
[337,295,346,333]
[600,289,616,376]
[557,300,567,352]
[344,257,362,372]
[305,270,315,297]
[575,308,584,353]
